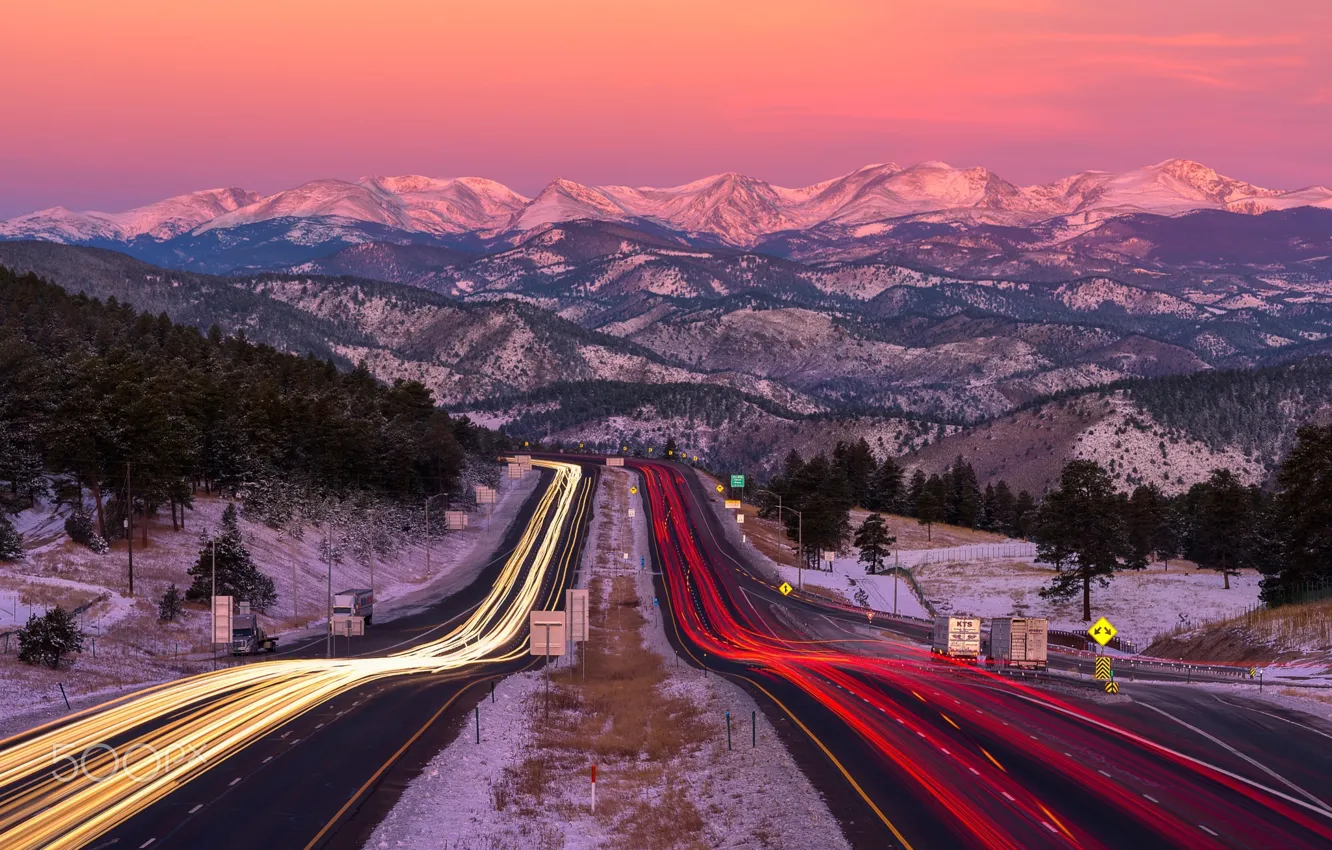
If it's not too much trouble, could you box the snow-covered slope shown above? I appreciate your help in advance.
[4,159,1327,249]
[0,188,261,242]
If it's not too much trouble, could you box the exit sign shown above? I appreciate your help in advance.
[730,474,745,488]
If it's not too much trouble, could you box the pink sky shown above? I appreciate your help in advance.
[1,0,1328,217]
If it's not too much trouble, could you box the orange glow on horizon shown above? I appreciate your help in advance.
[0,0,1328,215]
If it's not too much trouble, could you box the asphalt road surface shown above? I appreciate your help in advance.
[634,458,1332,850]
[0,459,598,850]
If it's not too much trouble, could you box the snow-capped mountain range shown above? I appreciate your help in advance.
[5,159,1330,249]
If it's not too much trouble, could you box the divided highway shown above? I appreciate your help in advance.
[0,458,597,850]
[634,459,1332,850]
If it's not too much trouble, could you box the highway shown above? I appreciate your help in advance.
[633,459,1332,850]
[0,458,597,850]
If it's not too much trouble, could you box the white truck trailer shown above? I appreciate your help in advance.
[931,616,981,662]
[333,588,375,626]
[988,616,1048,670]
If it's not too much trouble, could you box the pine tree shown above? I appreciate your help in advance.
[185,504,277,612]
[855,513,896,574]
[1033,460,1145,621]
[0,513,22,561]
[1125,484,1168,566]
[1189,469,1257,590]
[868,456,905,513]
[916,475,945,542]
[993,480,1017,536]
[158,583,184,622]
[1265,425,1332,602]
[1013,490,1036,538]
[17,606,85,669]
[906,469,927,517]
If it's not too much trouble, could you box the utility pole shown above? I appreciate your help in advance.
[126,462,134,597]
[211,539,217,671]
[326,530,333,660]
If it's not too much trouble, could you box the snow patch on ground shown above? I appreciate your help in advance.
[369,468,850,849]
[914,558,1262,649]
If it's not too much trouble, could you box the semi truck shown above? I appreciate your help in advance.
[230,614,278,655]
[333,588,374,626]
[931,615,981,662]
[987,616,1048,670]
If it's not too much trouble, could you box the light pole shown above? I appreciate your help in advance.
[756,488,803,591]
[325,529,333,660]
[425,493,449,578]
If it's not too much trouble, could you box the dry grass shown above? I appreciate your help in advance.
[1235,599,1332,650]
[1278,688,1332,706]
[489,473,712,850]
[1145,599,1332,663]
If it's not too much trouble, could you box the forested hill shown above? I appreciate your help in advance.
[0,267,502,538]
[1119,357,1332,464]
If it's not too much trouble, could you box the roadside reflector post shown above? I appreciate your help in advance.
[475,706,480,744]
[490,680,495,703]
[726,710,732,751]
[752,710,757,748]
[591,764,597,813]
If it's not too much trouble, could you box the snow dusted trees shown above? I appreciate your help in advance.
[17,606,85,670]
[0,513,22,561]
[1033,460,1145,621]
[185,504,277,613]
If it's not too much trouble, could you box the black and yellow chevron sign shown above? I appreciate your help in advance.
[1104,680,1119,694]
[1094,656,1112,680]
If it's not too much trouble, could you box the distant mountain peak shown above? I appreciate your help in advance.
[4,159,1326,250]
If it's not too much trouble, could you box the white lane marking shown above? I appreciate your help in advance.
[1002,792,1016,801]
[262,756,273,763]
[1137,700,1332,814]
[140,841,155,848]
[940,748,951,756]
[981,685,1332,822]
[1143,794,1159,803]
[315,722,324,729]
[188,804,202,814]
[1200,825,1218,837]
[229,777,241,786]
[1041,822,1058,834]
[969,767,981,776]
[1098,769,1112,777]
[1212,696,1332,743]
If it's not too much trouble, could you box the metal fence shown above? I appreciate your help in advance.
[904,542,1036,568]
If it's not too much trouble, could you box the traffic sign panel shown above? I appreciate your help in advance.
[1088,616,1118,647]
[1104,680,1119,694]
[778,581,793,596]
[1094,656,1112,680]
[730,474,745,488]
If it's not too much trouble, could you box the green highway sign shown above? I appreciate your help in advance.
[730,474,745,488]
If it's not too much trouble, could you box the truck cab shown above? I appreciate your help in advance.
[230,613,277,655]
[333,588,374,626]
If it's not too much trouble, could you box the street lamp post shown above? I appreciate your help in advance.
[756,488,803,591]
[425,493,449,578]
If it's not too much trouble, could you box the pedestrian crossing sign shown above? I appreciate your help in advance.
[1088,617,1118,647]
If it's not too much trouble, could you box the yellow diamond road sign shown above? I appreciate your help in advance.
[1088,616,1118,647]
[778,581,793,596]
[630,486,638,494]
[716,484,725,493]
